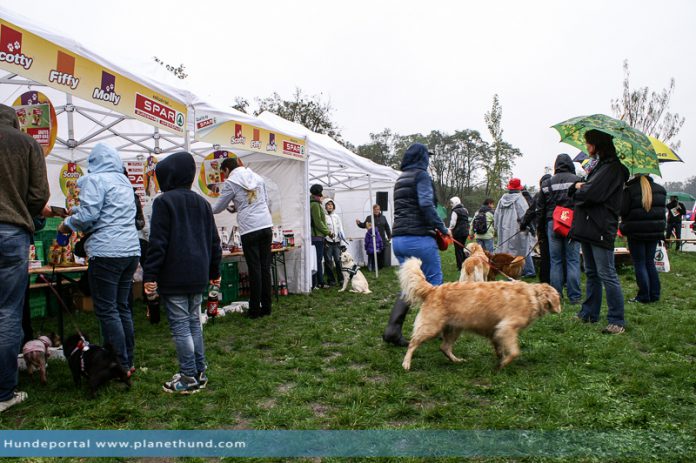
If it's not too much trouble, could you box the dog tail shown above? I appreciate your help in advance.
[398,258,433,305]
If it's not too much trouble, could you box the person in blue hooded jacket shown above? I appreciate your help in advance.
[59,143,140,375]
[382,143,450,347]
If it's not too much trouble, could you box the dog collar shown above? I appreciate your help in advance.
[342,264,359,280]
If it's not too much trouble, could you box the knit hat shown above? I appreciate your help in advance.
[310,184,323,196]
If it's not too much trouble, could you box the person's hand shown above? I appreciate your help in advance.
[57,222,71,234]
[329,232,335,239]
[41,204,54,217]
[144,282,158,294]
[210,277,221,287]
[575,182,585,190]
[355,219,361,226]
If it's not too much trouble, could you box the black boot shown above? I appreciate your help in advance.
[382,296,410,347]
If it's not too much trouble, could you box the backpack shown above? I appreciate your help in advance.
[472,211,489,235]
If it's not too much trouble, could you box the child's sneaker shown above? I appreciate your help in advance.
[196,371,208,389]
[162,373,200,394]
[0,391,28,413]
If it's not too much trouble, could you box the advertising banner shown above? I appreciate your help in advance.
[198,150,235,198]
[0,20,187,135]
[12,91,57,156]
[195,113,306,161]
[143,155,159,198]
[58,162,83,209]
[125,160,146,203]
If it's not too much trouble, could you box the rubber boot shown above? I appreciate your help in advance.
[382,296,410,347]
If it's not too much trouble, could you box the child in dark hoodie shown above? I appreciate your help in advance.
[143,152,221,394]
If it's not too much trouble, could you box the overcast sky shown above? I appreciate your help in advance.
[9,0,695,185]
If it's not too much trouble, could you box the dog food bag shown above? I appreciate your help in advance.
[61,243,74,265]
[48,241,62,266]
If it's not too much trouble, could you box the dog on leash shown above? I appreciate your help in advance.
[398,257,561,371]
[459,243,490,282]
[338,250,371,294]
[485,252,525,280]
[22,333,61,384]
[64,334,131,397]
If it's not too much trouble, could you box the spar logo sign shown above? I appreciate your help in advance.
[0,25,33,70]
[283,140,303,158]
[49,50,79,90]
[93,71,121,105]
[195,115,216,130]
[135,93,185,132]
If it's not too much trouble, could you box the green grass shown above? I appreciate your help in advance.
[3,248,696,462]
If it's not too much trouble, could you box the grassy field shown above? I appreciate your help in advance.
[2,247,696,462]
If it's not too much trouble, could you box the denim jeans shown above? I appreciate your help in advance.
[477,238,494,253]
[523,254,536,277]
[161,293,206,377]
[547,222,582,302]
[241,227,273,316]
[88,256,139,370]
[0,223,29,401]
[627,238,660,302]
[311,237,325,287]
[324,241,343,285]
[577,242,625,326]
[393,235,443,285]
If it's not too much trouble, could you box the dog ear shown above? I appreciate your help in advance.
[539,286,562,313]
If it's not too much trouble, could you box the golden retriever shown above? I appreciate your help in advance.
[485,252,525,280]
[399,258,561,371]
[459,242,490,282]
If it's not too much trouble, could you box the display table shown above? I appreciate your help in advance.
[221,247,290,301]
[28,265,88,341]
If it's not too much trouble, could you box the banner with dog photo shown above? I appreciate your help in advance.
[59,162,83,210]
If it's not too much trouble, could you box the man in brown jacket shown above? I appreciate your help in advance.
[0,104,49,413]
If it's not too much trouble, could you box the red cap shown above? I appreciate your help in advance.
[507,178,523,191]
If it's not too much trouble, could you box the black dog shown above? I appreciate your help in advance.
[64,334,130,396]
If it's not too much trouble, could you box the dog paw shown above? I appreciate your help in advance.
[402,360,411,371]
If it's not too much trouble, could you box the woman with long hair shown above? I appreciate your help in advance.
[568,129,630,334]
[620,174,667,303]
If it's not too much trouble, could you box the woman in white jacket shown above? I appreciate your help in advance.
[323,198,345,286]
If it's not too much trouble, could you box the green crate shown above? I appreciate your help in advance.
[221,261,238,280]
[45,217,62,230]
[221,281,239,305]
[29,289,46,318]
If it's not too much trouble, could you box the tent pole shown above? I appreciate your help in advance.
[368,174,378,278]
[303,138,312,293]
[65,93,75,161]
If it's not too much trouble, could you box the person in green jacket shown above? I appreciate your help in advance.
[310,184,331,289]
[470,198,495,252]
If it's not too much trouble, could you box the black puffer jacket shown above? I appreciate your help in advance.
[451,203,469,240]
[539,153,582,221]
[392,144,448,237]
[569,156,629,249]
[619,176,667,241]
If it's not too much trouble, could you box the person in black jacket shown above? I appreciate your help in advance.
[620,175,666,303]
[143,151,222,394]
[356,204,392,269]
[382,143,450,347]
[568,130,629,334]
[448,196,469,271]
[665,195,687,250]
[521,174,551,283]
[539,154,582,302]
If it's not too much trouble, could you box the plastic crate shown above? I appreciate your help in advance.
[221,261,238,281]
[221,281,239,305]
[45,217,62,230]
[29,289,47,318]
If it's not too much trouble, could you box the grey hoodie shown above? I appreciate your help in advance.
[494,191,534,255]
[212,166,272,235]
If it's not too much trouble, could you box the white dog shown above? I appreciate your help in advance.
[338,250,371,294]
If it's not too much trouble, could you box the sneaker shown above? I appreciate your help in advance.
[0,391,28,413]
[602,324,625,335]
[196,371,208,389]
[162,373,200,394]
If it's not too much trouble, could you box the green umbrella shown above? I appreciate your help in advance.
[666,192,695,202]
[552,114,661,176]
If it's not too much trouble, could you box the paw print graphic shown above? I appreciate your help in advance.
[7,43,13,52]
[13,41,20,50]
[107,84,114,92]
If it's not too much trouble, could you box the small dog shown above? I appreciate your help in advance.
[22,333,61,384]
[399,258,561,371]
[485,252,525,280]
[64,334,130,396]
[459,243,490,282]
[338,250,371,294]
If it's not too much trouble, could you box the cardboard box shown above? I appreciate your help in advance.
[132,281,144,301]
[72,293,93,312]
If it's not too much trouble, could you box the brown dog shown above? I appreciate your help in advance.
[485,252,525,280]
[22,334,60,384]
[399,258,560,371]
[459,243,490,282]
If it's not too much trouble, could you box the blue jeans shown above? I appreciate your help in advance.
[312,237,325,287]
[577,243,625,326]
[477,238,494,253]
[548,222,582,302]
[393,235,443,286]
[627,238,660,302]
[162,294,206,377]
[0,224,29,401]
[88,256,139,370]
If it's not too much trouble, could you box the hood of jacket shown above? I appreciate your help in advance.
[87,143,124,175]
[156,151,196,192]
[229,166,260,191]
[400,143,429,171]
[0,104,20,129]
[498,192,521,208]
[450,196,461,207]
[554,153,575,174]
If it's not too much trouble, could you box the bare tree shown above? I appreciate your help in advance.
[611,59,685,149]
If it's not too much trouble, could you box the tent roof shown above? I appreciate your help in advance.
[257,112,399,191]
